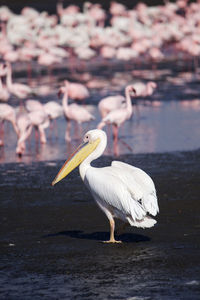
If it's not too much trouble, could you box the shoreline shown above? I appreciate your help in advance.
[0,148,200,299]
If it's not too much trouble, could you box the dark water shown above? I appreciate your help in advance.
[0,151,200,299]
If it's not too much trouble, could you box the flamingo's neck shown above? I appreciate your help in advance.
[125,89,133,116]
[0,77,3,90]
[62,91,69,111]
[18,124,33,145]
[6,66,13,90]
[56,1,63,16]
[146,83,153,95]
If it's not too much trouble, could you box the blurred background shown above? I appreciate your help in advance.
[0,0,200,163]
[0,1,169,13]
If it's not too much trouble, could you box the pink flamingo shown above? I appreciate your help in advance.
[18,44,39,80]
[98,95,126,118]
[84,2,106,27]
[3,49,19,63]
[25,99,44,112]
[43,101,63,137]
[0,103,19,146]
[148,47,164,61]
[57,1,80,17]
[97,85,135,145]
[0,63,8,77]
[58,86,95,141]
[100,46,116,59]
[0,63,10,102]
[25,99,63,134]
[33,85,52,97]
[37,51,62,68]
[28,110,49,144]
[131,81,157,114]
[43,101,63,121]
[16,110,49,156]
[26,99,63,122]
[0,75,10,102]
[64,80,90,102]
[98,83,137,118]
[110,1,127,16]
[132,81,157,97]
[5,62,32,100]
[15,112,32,156]
[37,50,62,82]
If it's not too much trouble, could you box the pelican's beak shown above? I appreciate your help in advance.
[52,138,100,186]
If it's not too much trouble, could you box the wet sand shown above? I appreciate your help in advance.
[0,150,200,299]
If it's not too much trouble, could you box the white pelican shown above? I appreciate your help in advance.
[52,129,159,243]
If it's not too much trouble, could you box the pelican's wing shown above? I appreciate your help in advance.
[85,167,147,223]
[111,161,159,216]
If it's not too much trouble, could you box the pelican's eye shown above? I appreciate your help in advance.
[84,135,89,142]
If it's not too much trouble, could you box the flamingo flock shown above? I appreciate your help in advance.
[0,0,200,157]
[0,1,200,69]
[0,59,157,157]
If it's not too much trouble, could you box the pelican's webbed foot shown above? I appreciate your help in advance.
[103,239,122,244]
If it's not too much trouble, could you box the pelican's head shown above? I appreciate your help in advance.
[52,129,107,186]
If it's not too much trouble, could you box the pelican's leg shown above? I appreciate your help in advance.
[104,217,122,244]
[96,201,122,243]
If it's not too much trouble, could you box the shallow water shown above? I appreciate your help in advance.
[1,59,200,164]
[1,100,200,164]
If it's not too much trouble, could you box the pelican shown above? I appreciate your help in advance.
[52,129,159,243]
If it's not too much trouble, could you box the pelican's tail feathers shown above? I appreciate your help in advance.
[143,193,159,217]
[127,215,157,228]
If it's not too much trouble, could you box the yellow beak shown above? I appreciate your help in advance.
[52,138,100,186]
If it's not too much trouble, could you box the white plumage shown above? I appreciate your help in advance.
[52,129,159,243]
[85,160,158,229]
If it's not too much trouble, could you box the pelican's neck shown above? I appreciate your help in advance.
[79,135,107,181]
[125,88,133,116]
